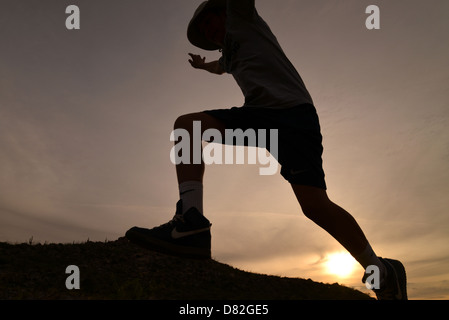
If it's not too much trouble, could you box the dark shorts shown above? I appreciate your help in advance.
[203,104,327,190]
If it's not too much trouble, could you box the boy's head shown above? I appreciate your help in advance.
[187,0,227,51]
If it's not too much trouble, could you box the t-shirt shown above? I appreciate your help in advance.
[219,0,314,109]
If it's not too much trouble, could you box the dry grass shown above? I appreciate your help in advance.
[0,238,372,300]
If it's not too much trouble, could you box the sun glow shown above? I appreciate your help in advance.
[325,252,357,278]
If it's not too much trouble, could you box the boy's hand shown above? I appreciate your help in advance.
[188,53,207,69]
[188,53,225,75]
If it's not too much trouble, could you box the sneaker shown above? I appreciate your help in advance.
[363,258,408,300]
[125,201,211,259]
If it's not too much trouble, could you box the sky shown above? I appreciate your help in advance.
[1,0,448,300]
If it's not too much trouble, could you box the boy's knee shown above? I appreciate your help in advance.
[292,185,332,222]
[300,204,322,222]
[174,112,225,134]
[300,197,342,228]
[174,114,195,130]
[174,112,211,130]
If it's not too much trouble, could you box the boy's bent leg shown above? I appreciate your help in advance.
[174,112,226,184]
[174,112,225,216]
[125,112,225,259]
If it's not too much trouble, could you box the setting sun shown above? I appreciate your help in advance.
[325,252,358,278]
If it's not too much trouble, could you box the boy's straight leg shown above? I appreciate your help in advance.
[291,184,369,256]
[290,184,410,300]
[291,184,388,279]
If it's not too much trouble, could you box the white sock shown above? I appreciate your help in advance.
[179,181,203,215]
[354,243,387,283]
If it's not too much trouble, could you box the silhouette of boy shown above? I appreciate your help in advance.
[126,0,407,300]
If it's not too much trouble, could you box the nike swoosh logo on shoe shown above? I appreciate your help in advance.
[171,227,210,239]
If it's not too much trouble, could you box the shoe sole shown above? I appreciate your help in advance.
[125,228,211,260]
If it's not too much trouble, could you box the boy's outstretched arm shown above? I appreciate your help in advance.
[188,53,225,75]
